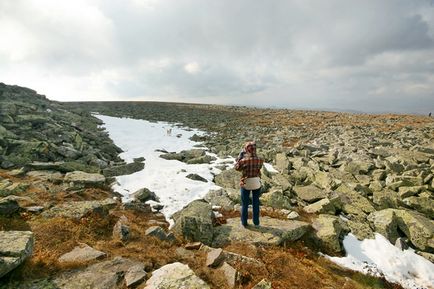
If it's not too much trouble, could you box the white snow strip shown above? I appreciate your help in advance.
[327,233,434,289]
[94,114,234,222]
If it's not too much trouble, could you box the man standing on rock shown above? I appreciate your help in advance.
[235,141,264,227]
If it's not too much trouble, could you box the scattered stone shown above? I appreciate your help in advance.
[185,242,202,250]
[287,211,300,220]
[0,231,34,278]
[125,264,147,287]
[113,215,130,241]
[26,170,64,182]
[218,262,237,288]
[145,226,173,242]
[0,198,20,215]
[206,248,225,268]
[102,161,144,177]
[24,206,44,213]
[58,243,106,264]
[186,173,208,182]
[144,262,210,289]
[131,187,160,203]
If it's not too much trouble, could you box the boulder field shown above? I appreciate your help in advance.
[1,83,433,288]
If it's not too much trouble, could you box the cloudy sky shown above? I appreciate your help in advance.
[1,0,434,113]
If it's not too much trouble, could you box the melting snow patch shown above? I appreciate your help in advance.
[94,114,233,222]
[327,233,434,289]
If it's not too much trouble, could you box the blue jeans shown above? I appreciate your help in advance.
[240,187,261,226]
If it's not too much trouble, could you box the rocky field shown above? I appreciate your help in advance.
[1,83,433,289]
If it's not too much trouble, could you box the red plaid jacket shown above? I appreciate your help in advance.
[235,156,264,180]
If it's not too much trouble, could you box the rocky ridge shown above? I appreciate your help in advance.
[1,83,433,288]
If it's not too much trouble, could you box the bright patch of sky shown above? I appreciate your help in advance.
[1,0,434,113]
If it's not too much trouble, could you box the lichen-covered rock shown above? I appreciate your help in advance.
[64,171,106,187]
[293,185,327,203]
[373,189,399,209]
[260,190,292,210]
[214,169,241,189]
[368,209,400,243]
[0,231,34,278]
[311,215,349,254]
[131,187,160,203]
[0,197,20,216]
[203,189,235,211]
[303,198,336,215]
[42,198,117,219]
[402,196,434,219]
[171,200,214,245]
[102,161,144,177]
[144,262,210,289]
[212,217,310,247]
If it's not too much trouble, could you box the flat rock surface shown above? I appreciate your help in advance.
[0,231,34,278]
[212,217,310,247]
[42,198,117,219]
[58,244,106,263]
[144,262,210,289]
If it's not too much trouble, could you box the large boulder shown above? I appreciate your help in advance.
[260,190,292,210]
[402,196,434,219]
[292,185,327,203]
[335,184,375,215]
[212,217,310,247]
[160,149,215,164]
[214,169,241,189]
[369,209,434,252]
[372,189,399,209]
[171,200,214,245]
[42,198,117,219]
[274,153,291,174]
[144,262,210,289]
[203,189,235,211]
[0,231,34,278]
[311,215,349,254]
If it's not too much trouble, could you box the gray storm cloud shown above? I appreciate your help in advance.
[0,0,433,113]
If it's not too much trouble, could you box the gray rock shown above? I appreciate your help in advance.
[124,264,147,287]
[311,214,349,254]
[303,198,336,215]
[102,161,144,177]
[0,198,19,215]
[171,200,214,245]
[212,217,310,247]
[144,262,210,289]
[287,211,300,220]
[206,248,225,268]
[186,173,208,182]
[293,185,327,203]
[274,153,291,174]
[218,262,237,288]
[203,189,235,211]
[373,189,399,209]
[26,170,64,182]
[131,187,160,203]
[42,198,117,219]
[58,244,106,264]
[0,231,34,278]
[64,171,106,187]
[113,216,130,241]
[54,256,144,289]
[402,196,434,218]
[145,226,174,243]
[398,186,423,198]
[260,190,292,210]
